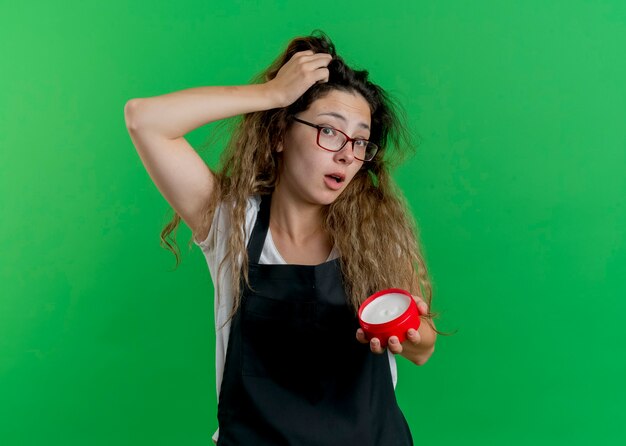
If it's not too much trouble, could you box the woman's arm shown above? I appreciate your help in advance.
[395,309,437,366]
[125,50,332,137]
[124,51,332,241]
[125,84,280,138]
[124,84,278,242]
[397,281,437,365]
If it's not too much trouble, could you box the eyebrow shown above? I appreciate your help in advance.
[316,112,371,131]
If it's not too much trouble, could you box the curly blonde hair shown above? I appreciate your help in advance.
[162,30,445,336]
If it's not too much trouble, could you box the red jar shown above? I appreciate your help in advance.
[358,288,421,348]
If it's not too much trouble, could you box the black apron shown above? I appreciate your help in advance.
[217,193,413,446]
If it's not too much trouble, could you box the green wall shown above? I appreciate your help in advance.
[2,1,625,444]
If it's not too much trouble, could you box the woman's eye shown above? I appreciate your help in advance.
[321,127,336,136]
[354,139,367,147]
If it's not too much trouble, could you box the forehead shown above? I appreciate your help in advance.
[307,90,372,129]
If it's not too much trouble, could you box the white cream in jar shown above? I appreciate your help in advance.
[360,292,411,324]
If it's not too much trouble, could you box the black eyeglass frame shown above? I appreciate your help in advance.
[290,116,379,162]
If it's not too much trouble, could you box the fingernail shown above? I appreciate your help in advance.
[408,329,416,336]
[389,338,398,344]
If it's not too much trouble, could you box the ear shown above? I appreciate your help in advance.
[276,140,284,153]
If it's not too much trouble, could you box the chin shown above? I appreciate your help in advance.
[322,189,347,206]
[302,180,352,207]
[302,190,338,207]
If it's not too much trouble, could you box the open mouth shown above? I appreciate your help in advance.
[326,174,345,183]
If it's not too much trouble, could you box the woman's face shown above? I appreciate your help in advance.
[277,89,372,206]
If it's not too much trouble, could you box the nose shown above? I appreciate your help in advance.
[333,141,356,164]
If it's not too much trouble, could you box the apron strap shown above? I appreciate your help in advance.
[247,193,272,264]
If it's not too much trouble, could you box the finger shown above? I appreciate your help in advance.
[302,58,332,74]
[314,68,329,84]
[299,60,330,84]
[300,53,333,67]
[387,336,403,354]
[406,328,422,345]
[412,294,429,315]
[355,328,369,344]
[370,337,385,354]
[418,301,428,315]
[295,49,315,57]
[304,58,333,73]
[300,52,332,60]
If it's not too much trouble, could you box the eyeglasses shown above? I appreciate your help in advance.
[290,116,379,162]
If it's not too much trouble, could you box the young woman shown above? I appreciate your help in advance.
[125,30,441,446]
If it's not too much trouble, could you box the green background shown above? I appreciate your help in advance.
[2,0,625,444]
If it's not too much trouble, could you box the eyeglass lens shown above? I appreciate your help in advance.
[319,128,377,161]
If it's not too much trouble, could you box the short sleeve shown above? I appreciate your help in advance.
[193,203,226,283]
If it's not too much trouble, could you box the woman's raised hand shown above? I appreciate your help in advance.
[265,50,333,108]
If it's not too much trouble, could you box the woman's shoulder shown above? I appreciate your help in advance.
[193,194,261,249]
[209,194,261,218]
[222,193,261,210]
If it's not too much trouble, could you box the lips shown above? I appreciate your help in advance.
[324,172,346,191]
[326,172,346,183]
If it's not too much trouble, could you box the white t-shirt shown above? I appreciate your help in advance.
[193,194,398,444]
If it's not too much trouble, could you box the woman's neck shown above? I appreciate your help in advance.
[269,186,326,245]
